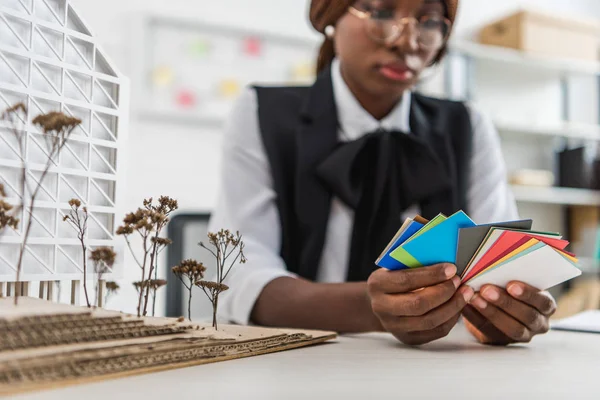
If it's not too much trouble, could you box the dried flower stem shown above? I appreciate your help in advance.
[197,230,246,329]
[2,105,81,304]
[105,281,119,306]
[172,260,206,320]
[90,247,116,307]
[138,232,150,316]
[63,199,90,307]
[118,197,177,317]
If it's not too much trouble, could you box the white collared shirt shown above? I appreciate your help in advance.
[208,59,519,325]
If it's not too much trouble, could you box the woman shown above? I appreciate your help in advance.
[209,0,557,345]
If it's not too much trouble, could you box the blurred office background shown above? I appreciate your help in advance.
[6,0,600,320]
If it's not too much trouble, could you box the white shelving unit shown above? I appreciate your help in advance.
[447,41,600,209]
[494,120,600,141]
[450,40,600,76]
[511,185,600,206]
[449,40,600,144]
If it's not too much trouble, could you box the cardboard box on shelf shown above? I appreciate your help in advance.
[479,10,600,62]
[509,169,555,187]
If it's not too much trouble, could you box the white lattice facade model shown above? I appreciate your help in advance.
[0,0,128,282]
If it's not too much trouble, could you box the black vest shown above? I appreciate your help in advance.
[253,65,473,282]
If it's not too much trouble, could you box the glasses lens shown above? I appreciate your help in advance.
[365,17,399,42]
[417,17,450,49]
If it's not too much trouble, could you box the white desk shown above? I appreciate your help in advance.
[13,325,600,400]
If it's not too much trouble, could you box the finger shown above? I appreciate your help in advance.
[368,263,457,294]
[469,294,532,342]
[389,286,474,332]
[373,276,462,317]
[397,313,462,346]
[506,282,557,316]
[480,286,548,333]
[462,306,513,346]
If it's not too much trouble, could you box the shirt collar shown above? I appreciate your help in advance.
[331,58,412,142]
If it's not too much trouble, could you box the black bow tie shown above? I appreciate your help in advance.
[316,129,452,281]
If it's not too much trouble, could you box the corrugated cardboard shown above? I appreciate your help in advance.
[480,9,600,61]
[0,298,336,396]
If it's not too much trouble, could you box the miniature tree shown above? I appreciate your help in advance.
[105,281,120,305]
[132,279,167,315]
[195,280,229,330]
[1,104,81,304]
[62,199,91,307]
[146,279,167,313]
[172,259,206,320]
[117,196,177,317]
[196,230,246,330]
[89,247,116,307]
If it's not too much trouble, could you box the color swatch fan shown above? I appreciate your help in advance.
[376,211,582,291]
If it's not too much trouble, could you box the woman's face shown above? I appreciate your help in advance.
[334,0,447,100]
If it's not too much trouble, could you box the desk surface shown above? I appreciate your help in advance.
[14,325,600,400]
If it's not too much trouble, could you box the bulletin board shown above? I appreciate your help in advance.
[137,16,319,126]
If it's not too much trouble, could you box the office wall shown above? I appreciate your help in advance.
[68,0,600,317]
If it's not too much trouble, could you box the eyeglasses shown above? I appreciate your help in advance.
[348,6,451,50]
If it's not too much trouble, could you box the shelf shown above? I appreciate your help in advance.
[137,109,227,127]
[511,185,600,206]
[449,40,600,76]
[495,120,600,141]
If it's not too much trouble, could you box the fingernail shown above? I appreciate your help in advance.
[482,287,499,302]
[452,276,461,289]
[462,287,474,302]
[445,264,457,278]
[508,284,523,297]
[471,295,488,309]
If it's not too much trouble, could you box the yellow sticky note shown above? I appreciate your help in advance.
[153,66,174,87]
[219,79,240,98]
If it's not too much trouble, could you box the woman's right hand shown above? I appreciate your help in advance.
[367,264,475,345]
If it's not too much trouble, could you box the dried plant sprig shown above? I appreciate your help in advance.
[32,112,81,135]
[196,280,230,330]
[0,183,20,246]
[2,104,81,305]
[117,196,178,317]
[105,281,120,305]
[89,247,116,307]
[132,279,167,311]
[0,199,19,231]
[62,198,90,307]
[3,102,27,116]
[172,259,206,320]
[132,279,167,290]
[197,230,246,329]
[147,279,168,290]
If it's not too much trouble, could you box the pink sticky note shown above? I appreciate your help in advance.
[244,37,262,57]
[176,90,196,108]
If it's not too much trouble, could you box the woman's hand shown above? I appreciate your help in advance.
[367,264,475,346]
[462,282,556,345]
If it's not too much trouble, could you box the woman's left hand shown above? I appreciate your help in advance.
[462,282,556,345]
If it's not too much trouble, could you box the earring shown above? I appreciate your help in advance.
[324,25,335,39]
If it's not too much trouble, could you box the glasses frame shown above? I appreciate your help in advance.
[348,6,452,50]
